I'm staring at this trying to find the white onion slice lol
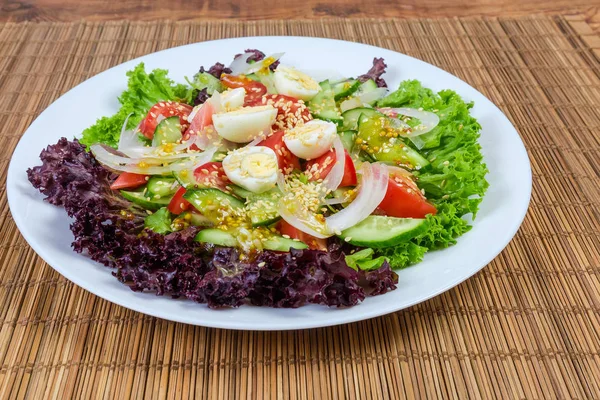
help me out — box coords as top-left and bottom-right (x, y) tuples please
(408, 135), (426, 150)
(229, 52), (284, 76)
(91, 145), (215, 175)
(322, 136), (346, 191)
(228, 53), (254, 75)
(278, 202), (330, 239)
(358, 87), (387, 105)
(340, 97), (362, 113)
(390, 108), (439, 137)
(324, 197), (345, 205)
(325, 163), (389, 233)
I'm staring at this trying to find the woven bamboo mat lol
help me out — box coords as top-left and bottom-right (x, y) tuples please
(0, 16), (599, 399)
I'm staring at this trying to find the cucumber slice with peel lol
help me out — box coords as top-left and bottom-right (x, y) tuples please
(337, 216), (428, 248)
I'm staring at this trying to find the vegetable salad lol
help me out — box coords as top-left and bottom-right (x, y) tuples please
(27, 49), (488, 308)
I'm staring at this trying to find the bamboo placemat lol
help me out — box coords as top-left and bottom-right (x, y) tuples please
(0, 16), (599, 399)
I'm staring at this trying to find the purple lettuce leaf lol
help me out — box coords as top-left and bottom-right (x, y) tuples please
(27, 138), (397, 308)
(358, 57), (388, 88)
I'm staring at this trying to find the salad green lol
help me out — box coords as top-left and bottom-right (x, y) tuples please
(76, 56), (488, 271)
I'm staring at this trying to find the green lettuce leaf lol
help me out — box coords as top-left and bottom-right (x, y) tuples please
(80, 63), (193, 148)
(144, 207), (173, 234)
(373, 80), (489, 268)
(345, 248), (388, 271)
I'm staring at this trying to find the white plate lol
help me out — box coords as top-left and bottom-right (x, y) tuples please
(7, 37), (531, 330)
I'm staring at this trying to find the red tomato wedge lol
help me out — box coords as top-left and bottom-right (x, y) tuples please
(220, 74), (267, 104)
(193, 162), (230, 191)
(183, 101), (216, 150)
(278, 220), (327, 251)
(138, 101), (193, 140)
(305, 149), (357, 187)
(257, 130), (301, 174)
(378, 171), (437, 219)
(248, 94), (311, 130)
(110, 172), (148, 190)
(167, 187), (191, 215)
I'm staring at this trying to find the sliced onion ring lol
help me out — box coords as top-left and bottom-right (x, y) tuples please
(91, 144), (215, 175)
(325, 162), (389, 234)
(229, 52), (284, 76)
(322, 136), (346, 191)
(358, 87), (387, 105)
(278, 201), (330, 239)
(390, 107), (439, 137)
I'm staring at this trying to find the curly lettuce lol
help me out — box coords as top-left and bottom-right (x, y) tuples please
(373, 80), (489, 268)
(80, 63), (193, 148)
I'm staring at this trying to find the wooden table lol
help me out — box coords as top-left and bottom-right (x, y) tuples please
(1, 0), (599, 32)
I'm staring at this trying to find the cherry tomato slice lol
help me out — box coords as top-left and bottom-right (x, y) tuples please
(139, 101), (193, 140)
(257, 130), (301, 174)
(167, 187), (191, 215)
(305, 149), (357, 187)
(110, 172), (148, 190)
(248, 94), (311, 130)
(278, 220), (328, 251)
(193, 162), (231, 191)
(378, 171), (437, 219)
(220, 74), (267, 104)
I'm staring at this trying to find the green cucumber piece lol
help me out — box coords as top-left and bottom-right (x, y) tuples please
(245, 189), (282, 227)
(338, 216), (429, 248)
(152, 116), (182, 147)
(120, 189), (172, 211)
(338, 130), (356, 153)
(146, 177), (179, 197)
(357, 115), (430, 170)
(230, 185), (254, 199)
(356, 79), (378, 95)
(177, 211), (213, 227)
(308, 80), (343, 126)
(332, 79), (360, 101)
(195, 229), (237, 247)
(172, 170), (197, 189)
(341, 107), (383, 131)
(183, 188), (245, 223)
(263, 235), (308, 251)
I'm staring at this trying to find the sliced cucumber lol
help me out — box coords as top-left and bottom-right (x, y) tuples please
(152, 116), (182, 147)
(263, 235), (308, 251)
(120, 189), (172, 211)
(172, 170), (197, 189)
(341, 107), (383, 131)
(230, 185), (253, 199)
(308, 80), (343, 126)
(245, 189), (282, 227)
(356, 79), (378, 95)
(177, 211), (213, 227)
(195, 229), (237, 247)
(183, 188), (245, 225)
(332, 79), (360, 101)
(357, 115), (430, 170)
(338, 216), (428, 248)
(338, 130), (356, 153)
(195, 229), (307, 251)
(146, 177), (179, 197)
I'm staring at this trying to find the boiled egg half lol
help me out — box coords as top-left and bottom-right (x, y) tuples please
(274, 65), (320, 101)
(222, 146), (279, 193)
(283, 119), (337, 160)
(212, 105), (277, 143)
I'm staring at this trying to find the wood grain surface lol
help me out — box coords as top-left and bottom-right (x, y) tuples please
(1, 0), (599, 32)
